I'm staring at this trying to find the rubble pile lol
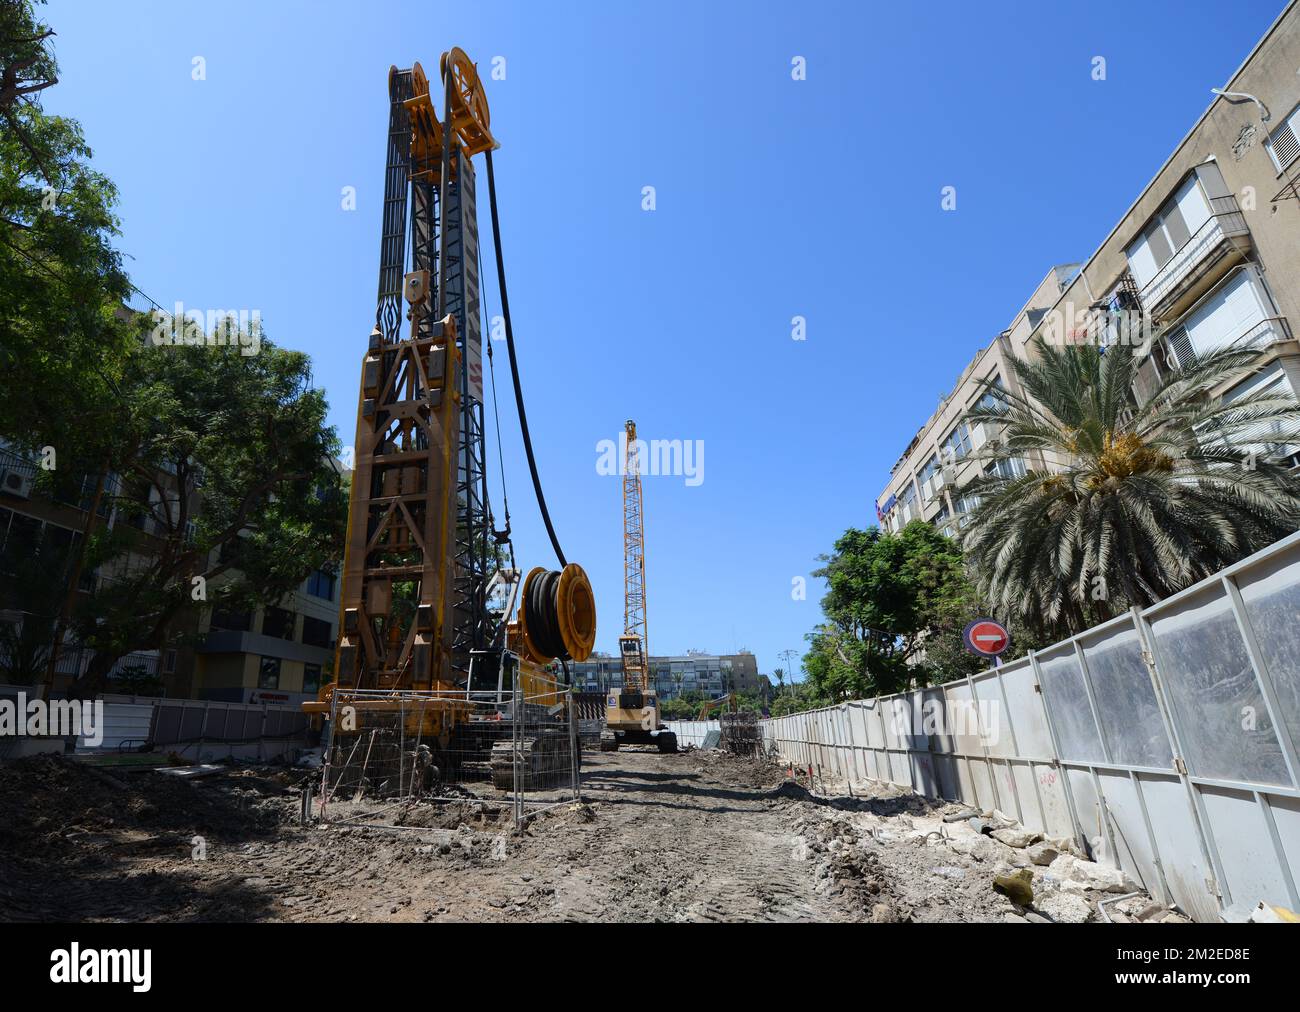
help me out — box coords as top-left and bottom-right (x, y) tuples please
(785, 779), (1191, 924)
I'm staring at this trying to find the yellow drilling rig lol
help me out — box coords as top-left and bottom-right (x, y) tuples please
(600, 420), (677, 753)
(304, 49), (596, 790)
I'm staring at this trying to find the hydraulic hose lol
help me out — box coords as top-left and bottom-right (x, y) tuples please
(484, 147), (566, 567)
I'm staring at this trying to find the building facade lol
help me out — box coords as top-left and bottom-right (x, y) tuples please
(569, 649), (770, 702)
(191, 566), (339, 707)
(0, 439), (341, 702)
(879, 2), (1300, 534)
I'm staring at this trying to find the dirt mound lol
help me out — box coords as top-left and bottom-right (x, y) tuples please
(0, 754), (285, 846)
(670, 750), (791, 791)
(393, 800), (506, 831)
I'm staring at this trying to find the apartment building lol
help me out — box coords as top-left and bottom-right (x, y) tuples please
(569, 649), (770, 702)
(877, 265), (1081, 537)
(0, 439), (342, 702)
(192, 567), (339, 707)
(1023, 1), (1300, 424)
(0, 441), (202, 694)
(878, 1), (1300, 535)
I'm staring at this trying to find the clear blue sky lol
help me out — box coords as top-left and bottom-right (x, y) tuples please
(42, 0), (1287, 681)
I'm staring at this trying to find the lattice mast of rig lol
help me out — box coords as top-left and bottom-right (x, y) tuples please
(621, 419), (648, 691)
(332, 51), (499, 693)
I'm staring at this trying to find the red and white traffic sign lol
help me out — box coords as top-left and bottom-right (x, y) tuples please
(963, 618), (1010, 658)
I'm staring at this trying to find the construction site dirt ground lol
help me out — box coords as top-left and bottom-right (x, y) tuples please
(0, 747), (1185, 923)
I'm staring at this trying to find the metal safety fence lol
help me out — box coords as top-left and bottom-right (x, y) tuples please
(315, 687), (580, 831)
(663, 720), (717, 749)
(762, 529), (1300, 924)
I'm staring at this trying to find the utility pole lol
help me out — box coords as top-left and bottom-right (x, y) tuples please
(779, 649), (798, 695)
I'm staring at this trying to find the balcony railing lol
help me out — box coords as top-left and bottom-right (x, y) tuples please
(1139, 196), (1251, 319)
(1167, 314), (1294, 370)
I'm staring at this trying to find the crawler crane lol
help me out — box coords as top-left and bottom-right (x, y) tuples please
(600, 420), (676, 753)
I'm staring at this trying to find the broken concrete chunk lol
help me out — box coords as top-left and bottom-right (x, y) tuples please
(1026, 842), (1060, 865)
(1045, 835), (1085, 858)
(991, 826), (1042, 849)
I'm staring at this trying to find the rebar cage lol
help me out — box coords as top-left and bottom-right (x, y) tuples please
(313, 687), (581, 830)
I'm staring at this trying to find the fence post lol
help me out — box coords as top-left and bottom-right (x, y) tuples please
(512, 682), (523, 830)
(1132, 607), (1228, 915)
(992, 665), (1038, 827)
(965, 675), (1003, 816)
(969, 676), (1020, 824)
(1072, 641), (1118, 864)
(567, 687), (580, 801)
(1027, 649), (1087, 851)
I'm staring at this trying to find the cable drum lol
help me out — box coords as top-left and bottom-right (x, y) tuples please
(519, 564), (596, 663)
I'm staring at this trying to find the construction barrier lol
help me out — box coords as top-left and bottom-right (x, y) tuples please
(761, 529), (1300, 924)
(664, 720), (718, 749)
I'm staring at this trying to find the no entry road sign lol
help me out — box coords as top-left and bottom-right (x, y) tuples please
(963, 618), (1010, 658)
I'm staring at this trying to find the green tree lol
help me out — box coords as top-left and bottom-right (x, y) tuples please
(1, 0), (137, 460)
(804, 522), (984, 701)
(66, 338), (347, 698)
(961, 337), (1300, 638)
(769, 682), (817, 717)
(660, 697), (695, 720)
(0, 6), (348, 697)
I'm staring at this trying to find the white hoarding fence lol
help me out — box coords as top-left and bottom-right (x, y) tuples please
(762, 530), (1300, 924)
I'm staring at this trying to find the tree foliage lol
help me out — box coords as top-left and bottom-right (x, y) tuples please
(1, 0), (136, 466)
(803, 522), (986, 702)
(0, 5), (348, 697)
(961, 337), (1300, 637)
(66, 339), (347, 697)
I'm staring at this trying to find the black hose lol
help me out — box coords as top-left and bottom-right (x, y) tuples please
(484, 147), (566, 568)
(525, 569), (567, 659)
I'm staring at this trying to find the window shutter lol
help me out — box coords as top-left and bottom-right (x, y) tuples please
(1168, 327), (1195, 368)
(1269, 117), (1300, 170)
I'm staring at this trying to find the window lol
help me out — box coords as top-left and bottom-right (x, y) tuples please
(898, 481), (917, 522)
(1201, 362), (1300, 466)
(302, 663), (321, 694)
(976, 375), (1007, 414)
(984, 457), (1026, 480)
(1164, 268), (1272, 366)
(302, 615), (333, 649)
(942, 422), (972, 462)
(956, 493), (982, 528)
(1266, 104), (1300, 171)
(262, 606), (296, 640)
(258, 656), (281, 690)
(211, 607), (251, 632)
(306, 568), (337, 601)
(917, 454), (939, 486)
(1124, 175), (1212, 288)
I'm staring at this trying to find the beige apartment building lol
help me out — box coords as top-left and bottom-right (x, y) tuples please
(878, 1), (1300, 535)
(877, 264), (1081, 537)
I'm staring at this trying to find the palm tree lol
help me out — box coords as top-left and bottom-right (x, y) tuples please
(959, 335), (1300, 637)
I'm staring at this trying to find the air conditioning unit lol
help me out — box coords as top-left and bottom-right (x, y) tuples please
(0, 468), (33, 499)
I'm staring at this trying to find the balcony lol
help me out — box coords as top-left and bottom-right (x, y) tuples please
(1133, 315), (1293, 406)
(1139, 196), (1251, 322)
